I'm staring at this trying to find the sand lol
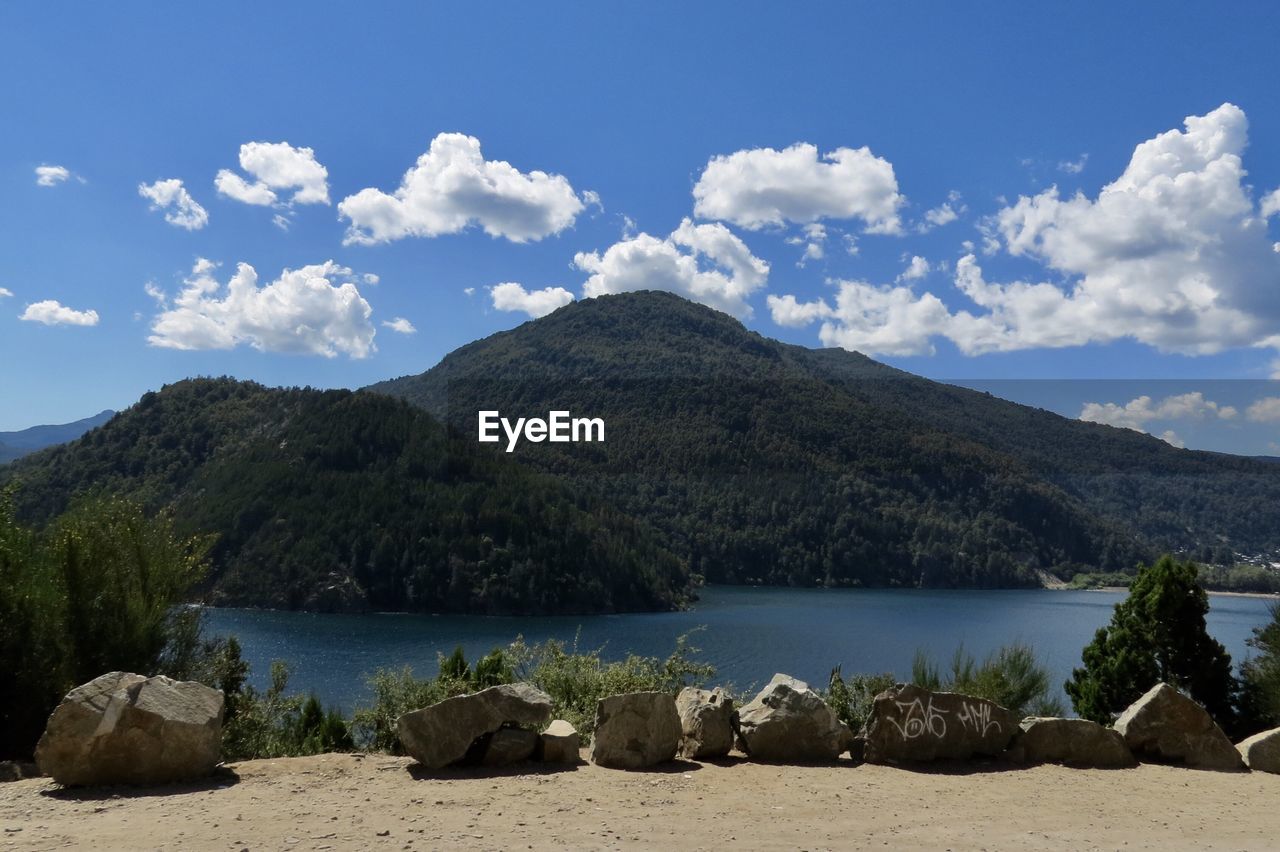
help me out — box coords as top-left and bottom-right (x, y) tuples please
(3, 751), (1278, 851)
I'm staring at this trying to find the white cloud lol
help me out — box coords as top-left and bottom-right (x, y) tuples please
(692, 142), (904, 234)
(897, 255), (931, 282)
(1158, 430), (1185, 448)
(148, 258), (375, 358)
(338, 133), (586, 245)
(574, 218), (769, 318)
(20, 300), (99, 326)
(0, 288), (12, 298)
(382, 317), (417, 335)
(1080, 392), (1237, 431)
(1058, 154), (1089, 174)
(918, 191), (966, 232)
(771, 104), (1280, 359)
(272, 214), (291, 231)
(490, 282), (575, 318)
(138, 179), (209, 230)
(767, 282), (952, 356)
(215, 141), (330, 207)
(35, 165), (73, 187)
(1246, 397), (1280, 423)
(1262, 188), (1280, 218)
(788, 222), (827, 266)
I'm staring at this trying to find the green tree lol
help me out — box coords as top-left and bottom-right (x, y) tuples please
(1239, 604), (1280, 735)
(911, 642), (1063, 717)
(1066, 555), (1238, 728)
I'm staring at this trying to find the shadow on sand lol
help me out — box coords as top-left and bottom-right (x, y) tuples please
(38, 765), (242, 801)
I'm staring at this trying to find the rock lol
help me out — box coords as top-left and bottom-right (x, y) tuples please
(538, 720), (580, 764)
(676, 687), (737, 759)
(1113, 682), (1244, 771)
(36, 672), (224, 787)
(1236, 726), (1280, 773)
(1011, 717), (1135, 768)
(397, 683), (553, 769)
(863, 683), (1017, 764)
(736, 674), (848, 763)
(481, 727), (539, 766)
(0, 761), (39, 782)
(591, 692), (681, 769)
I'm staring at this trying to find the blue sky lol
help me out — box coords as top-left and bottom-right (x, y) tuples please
(4, 3), (1280, 453)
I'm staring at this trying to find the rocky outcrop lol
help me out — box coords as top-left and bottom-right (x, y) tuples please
(1235, 726), (1280, 774)
(736, 674), (849, 763)
(676, 687), (737, 759)
(480, 727), (540, 766)
(397, 683), (553, 769)
(591, 692), (681, 769)
(538, 720), (580, 763)
(1010, 717), (1135, 768)
(863, 684), (1017, 764)
(1113, 683), (1244, 771)
(35, 672), (224, 787)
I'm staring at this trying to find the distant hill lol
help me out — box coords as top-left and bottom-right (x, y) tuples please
(3, 379), (688, 615)
(0, 410), (114, 463)
(372, 291), (1280, 588)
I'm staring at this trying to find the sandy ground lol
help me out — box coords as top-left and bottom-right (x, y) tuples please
(2, 751), (1279, 851)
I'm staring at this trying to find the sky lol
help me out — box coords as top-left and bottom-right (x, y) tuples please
(4, 3), (1280, 453)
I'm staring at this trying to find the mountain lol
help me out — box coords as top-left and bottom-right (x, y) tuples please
(3, 379), (689, 615)
(371, 291), (1280, 588)
(0, 410), (115, 464)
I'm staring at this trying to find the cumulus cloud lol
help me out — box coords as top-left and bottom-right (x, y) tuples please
(1263, 188), (1280, 219)
(20, 300), (99, 326)
(1157, 430), (1185, 448)
(897, 255), (931, 283)
(148, 258), (375, 358)
(771, 104), (1280, 359)
(34, 165), (73, 187)
(766, 282), (951, 356)
(1246, 397), (1280, 423)
(0, 288), (12, 299)
(787, 223), (827, 266)
(692, 142), (903, 234)
(574, 218), (769, 318)
(215, 142), (330, 207)
(138, 179), (209, 230)
(490, 282), (575, 318)
(382, 317), (417, 334)
(338, 133), (586, 245)
(1080, 392), (1237, 431)
(918, 191), (966, 232)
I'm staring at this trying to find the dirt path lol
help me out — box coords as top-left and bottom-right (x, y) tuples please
(2, 752), (1278, 850)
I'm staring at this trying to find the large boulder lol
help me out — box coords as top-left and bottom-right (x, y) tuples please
(863, 683), (1017, 764)
(1011, 717), (1135, 768)
(1113, 682), (1244, 771)
(591, 692), (680, 769)
(676, 687), (737, 759)
(1236, 727), (1280, 773)
(36, 672), (224, 787)
(736, 674), (848, 763)
(538, 719), (580, 764)
(397, 682), (553, 769)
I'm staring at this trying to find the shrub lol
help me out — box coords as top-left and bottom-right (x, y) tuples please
(1240, 603), (1280, 735)
(911, 642), (1063, 717)
(824, 666), (895, 731)
(218, 658), (352, 761)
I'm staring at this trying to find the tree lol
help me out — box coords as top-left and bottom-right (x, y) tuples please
(1239, 603), (1280, 735)
(1066, 555), (1238, 729)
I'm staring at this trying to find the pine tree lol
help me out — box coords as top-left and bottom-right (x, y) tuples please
(1066, 555), (1238, 729)
(1239, 604), (1280, 735)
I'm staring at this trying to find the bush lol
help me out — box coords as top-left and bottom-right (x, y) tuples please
(218, 657), (352, 761)
(508, 630), (715, 736)
(824, 666), (895, 731)
(911, 642), (1063, 718)
(0, 489), (211, 759)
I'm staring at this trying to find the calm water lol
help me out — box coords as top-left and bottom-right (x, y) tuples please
(203, 586), (1276, 712)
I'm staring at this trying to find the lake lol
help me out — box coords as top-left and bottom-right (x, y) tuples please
(202, 586), (1276, 712)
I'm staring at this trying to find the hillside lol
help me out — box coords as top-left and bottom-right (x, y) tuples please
(3, 378), (689, 615)
(0, 409), (115, 464)
(372, 291), (1280, 588)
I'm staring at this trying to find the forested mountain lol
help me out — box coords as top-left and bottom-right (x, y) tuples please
(0, 409), (115, 464)
(372, 291), (1280, 588)
(3, 379), (689, 615)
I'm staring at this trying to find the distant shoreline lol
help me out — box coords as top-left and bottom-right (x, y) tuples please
(1070, 585), (1280, 601)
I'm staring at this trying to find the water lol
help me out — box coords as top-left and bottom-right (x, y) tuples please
(202, 586), (1276, 713)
